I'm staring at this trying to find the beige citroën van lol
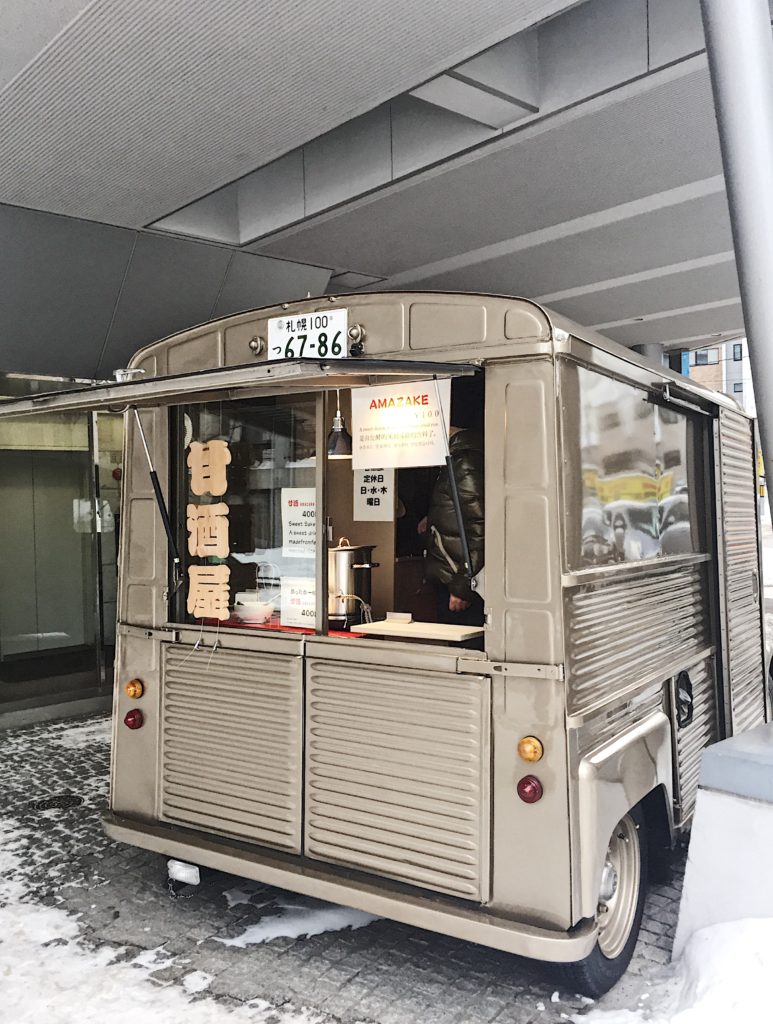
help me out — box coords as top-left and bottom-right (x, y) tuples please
(1, 292), (766, 996)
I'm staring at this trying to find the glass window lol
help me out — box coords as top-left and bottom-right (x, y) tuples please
(694, 348), (719, 366)
(733, 382), (743, 394)
(172, 377), (486, 650)
(174, 394), (318, 632)
(566, 365), (705, 569)
(733, 343), (743, 361)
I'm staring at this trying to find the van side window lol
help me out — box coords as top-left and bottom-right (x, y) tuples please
(566, 366), (705, 569)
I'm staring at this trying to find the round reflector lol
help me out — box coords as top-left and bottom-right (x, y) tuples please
(517, 735), (544, 762)
(125, 679), (144, 699)
(517, 774), (543, 803)
(124, 709), (144, 730)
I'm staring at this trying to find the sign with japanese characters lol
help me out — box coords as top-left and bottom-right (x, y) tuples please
(280, 576), (316, 627)
(186, 438), (232, 620)
(187, 440), (231, 496)
(281, 487), (316, 557)
(351, 378), (451, 469)
(267, 308), (348, 360)
(187, 564), (231, 621)
(353, 468), (395, 522)
(186, 502), (229, 558)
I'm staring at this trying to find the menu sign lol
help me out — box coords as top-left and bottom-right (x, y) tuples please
(280, 576), (316, 627)
(281, 487), (316, 557)
(351, 379), (451, 470)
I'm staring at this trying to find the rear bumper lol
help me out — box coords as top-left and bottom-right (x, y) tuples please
(103, 812), (596, 963)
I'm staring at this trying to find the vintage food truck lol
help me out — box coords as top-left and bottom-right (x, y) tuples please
(2, 292), (767, 995)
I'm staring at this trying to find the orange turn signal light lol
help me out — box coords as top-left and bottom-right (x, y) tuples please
(125, 679), (144, 699)
(517, 735), (544, 763)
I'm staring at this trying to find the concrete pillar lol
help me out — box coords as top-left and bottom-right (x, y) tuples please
(701, 0), (773, 517)
(632, 342), (665, 367)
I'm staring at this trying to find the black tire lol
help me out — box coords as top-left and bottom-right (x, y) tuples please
(556, 804), (648, 999)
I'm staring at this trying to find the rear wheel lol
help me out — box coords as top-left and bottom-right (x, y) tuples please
(557, 805), (647, 998)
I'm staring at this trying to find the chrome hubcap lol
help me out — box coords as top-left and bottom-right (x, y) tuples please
(597, 813), (640, 959)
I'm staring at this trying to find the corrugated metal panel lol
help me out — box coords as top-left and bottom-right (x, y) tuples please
(575, 681), (665, 758)
(674, 657), (719, 823)
(161, 645), (303, 852)
(717, 409), (766, 733)
(305, 660), (490, 901)
(566, 563), (710, 716)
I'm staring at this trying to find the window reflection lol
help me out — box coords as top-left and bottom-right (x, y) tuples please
(575, 367), (700, 568)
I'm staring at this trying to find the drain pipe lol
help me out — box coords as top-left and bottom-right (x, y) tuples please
(701, 0), (773, 516)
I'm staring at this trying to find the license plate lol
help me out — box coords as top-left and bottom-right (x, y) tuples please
(267, 308), (348, 360)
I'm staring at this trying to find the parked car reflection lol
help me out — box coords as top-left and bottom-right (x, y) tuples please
(659, 492), (692, 555)
(581, 503), (617, 565)
(605, 500), (660, 561)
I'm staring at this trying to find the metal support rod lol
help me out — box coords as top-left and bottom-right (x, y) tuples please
(132, 407), (183, 589)
(434, 376), (474, 581)
(315, 392), (329, 635)
(701, 0), (773, 516)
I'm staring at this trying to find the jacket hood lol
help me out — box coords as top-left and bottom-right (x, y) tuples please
(449, 428), (483, 454)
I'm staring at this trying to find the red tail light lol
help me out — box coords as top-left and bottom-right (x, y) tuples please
(124, 709), (144, 730)
(517, 775), (543, 803)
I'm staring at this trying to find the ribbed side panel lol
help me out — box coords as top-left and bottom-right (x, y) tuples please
(161, 645), (302, 852)
(575, 682), (665, 758)
(305, 660), (490, 901)
(566, 563), (710, 716)
(718, 410), (766, 733)
(675, 658), (718, 823)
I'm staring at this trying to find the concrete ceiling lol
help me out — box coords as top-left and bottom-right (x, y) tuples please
(0, 206), (330, 377)
(0, 0), (573, 226)
(0, 0), (756, 377)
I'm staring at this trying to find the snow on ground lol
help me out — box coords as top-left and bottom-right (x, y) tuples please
(48, 715), (112, 749)
(216, 893), (377, 948)
(0, 818), (332, 1024)
(579, 919), (773, 1024)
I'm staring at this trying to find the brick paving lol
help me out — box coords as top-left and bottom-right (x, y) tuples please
(0, 715), (685, 1023)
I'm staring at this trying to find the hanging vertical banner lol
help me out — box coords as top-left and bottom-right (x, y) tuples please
(281, 487), (316, 557)
(351, 378), (451, 469)
(353, 468), (395, 521)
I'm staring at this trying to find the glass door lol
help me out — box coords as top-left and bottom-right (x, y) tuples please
(0, 375), (123, 719)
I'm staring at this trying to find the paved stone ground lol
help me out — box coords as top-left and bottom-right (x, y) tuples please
(0, 715), (685, 1023)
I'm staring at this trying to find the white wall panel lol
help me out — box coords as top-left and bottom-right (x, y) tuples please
(304, 107), (392, 216)
(238, 152), (305, 243)
(390, 96), (494, 180)
(648, 0), (704, 70)
(539, 0), (648, 111)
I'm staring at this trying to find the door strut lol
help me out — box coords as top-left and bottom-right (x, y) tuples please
(132, 407), (183, 592)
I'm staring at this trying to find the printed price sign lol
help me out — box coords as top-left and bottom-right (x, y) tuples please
(351, 378), (451, 469)
(280, 576), (316, 627)
(267, 308), (348, 360)
(281, 487), (316, 558)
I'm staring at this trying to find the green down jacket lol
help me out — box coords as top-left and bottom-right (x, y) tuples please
(425, 429), (485, 601)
